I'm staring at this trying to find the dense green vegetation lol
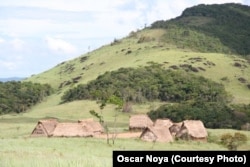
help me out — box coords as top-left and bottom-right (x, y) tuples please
(0, 81), (53, 114)
(147, 95), (250, 129)
(151, 3), (250, 56)
(147, 101), (247, 129)
(60, 64), (249, 129)
(61, 64), (230, 104)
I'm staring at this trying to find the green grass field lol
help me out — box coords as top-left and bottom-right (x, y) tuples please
(1, 99), (250, 167)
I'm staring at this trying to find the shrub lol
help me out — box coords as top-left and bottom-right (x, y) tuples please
(220, 132), (247, 150)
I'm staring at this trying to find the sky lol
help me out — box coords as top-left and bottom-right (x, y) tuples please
(0, 0), (249, 78)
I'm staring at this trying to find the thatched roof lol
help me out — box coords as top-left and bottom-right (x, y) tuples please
(169, 122), (183, 134)
(38, 119), (58, 135)
(129, 114), (153, 129)
(78, 118), (94, 123)
(78, 119), (104, 133)
(140, 126), (173, 142)
(31, 118), (104, 138)
(154, 119), (173, 128)
(52, 123), (93, 137)
(179, 120), (207, 138)
(31, 119), (58, 137)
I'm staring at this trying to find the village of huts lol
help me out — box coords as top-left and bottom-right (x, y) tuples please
(31, 114), (208, 142)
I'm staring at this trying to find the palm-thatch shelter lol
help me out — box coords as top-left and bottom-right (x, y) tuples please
(52, 123), (93, 137)
(78, 119), (104, 135)
(129, 114), (154, 131)
(169, 122), (183, 137)
(31, 119), (58, 137)
(140, 126), (173, 142)
(154, 119), (173, 128)
(175, 120), (208, 142)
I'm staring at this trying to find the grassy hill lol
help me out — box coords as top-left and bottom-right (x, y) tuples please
(22, 5), (250, 105)
(26, 28), (250, 104)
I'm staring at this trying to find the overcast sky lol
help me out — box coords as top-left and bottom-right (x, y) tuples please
(0, 0), (249, 78)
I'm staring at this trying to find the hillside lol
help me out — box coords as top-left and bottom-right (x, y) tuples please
(151, 3), (250, 56)
(11, 3), (250, 119)
(26, 28), (250, 103)
(23, 3), (250, 103)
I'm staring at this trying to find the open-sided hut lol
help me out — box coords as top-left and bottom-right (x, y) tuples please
(31, 119), (58, 137)
(140, 126), (173, 142)
(175, 120), (208, 142)
(78, 119), (104, 135)
(52, 123), (93, 137)
(129, 114), (153, 131)
(154, 119), (173, 128)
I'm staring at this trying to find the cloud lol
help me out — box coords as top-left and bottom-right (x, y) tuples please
(0, 60), (17, 70)
(0, 37), (5, 43)
(0, 19), (57, 38)
(0, 0), (131, 12)
(45, 36), (77, 54)
(10, 38), (25, 50)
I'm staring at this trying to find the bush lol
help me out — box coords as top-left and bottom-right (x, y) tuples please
(220, 132), (247, 150)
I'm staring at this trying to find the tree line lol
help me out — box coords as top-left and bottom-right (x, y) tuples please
(0, 81), (53, 114)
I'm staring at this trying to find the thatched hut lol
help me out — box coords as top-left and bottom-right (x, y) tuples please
(169, 122), (183, 137)
(78, 119), (104, 135)
(52, 123), (93, 137)
(140, 126), (173, 142)
(175, 120), (208, 142)
(129, 114), (153, 131)
(31, 119), (58, 137)
(154, 119), (173, 128)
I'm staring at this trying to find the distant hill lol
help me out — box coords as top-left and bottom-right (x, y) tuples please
(0, 77), (25, 82)
(151, 3), (250, 56)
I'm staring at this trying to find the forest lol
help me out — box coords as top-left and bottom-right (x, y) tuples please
(61, 64), (230, 104)
(151, 3), (250, 56)
(0, 81), (53, 114)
